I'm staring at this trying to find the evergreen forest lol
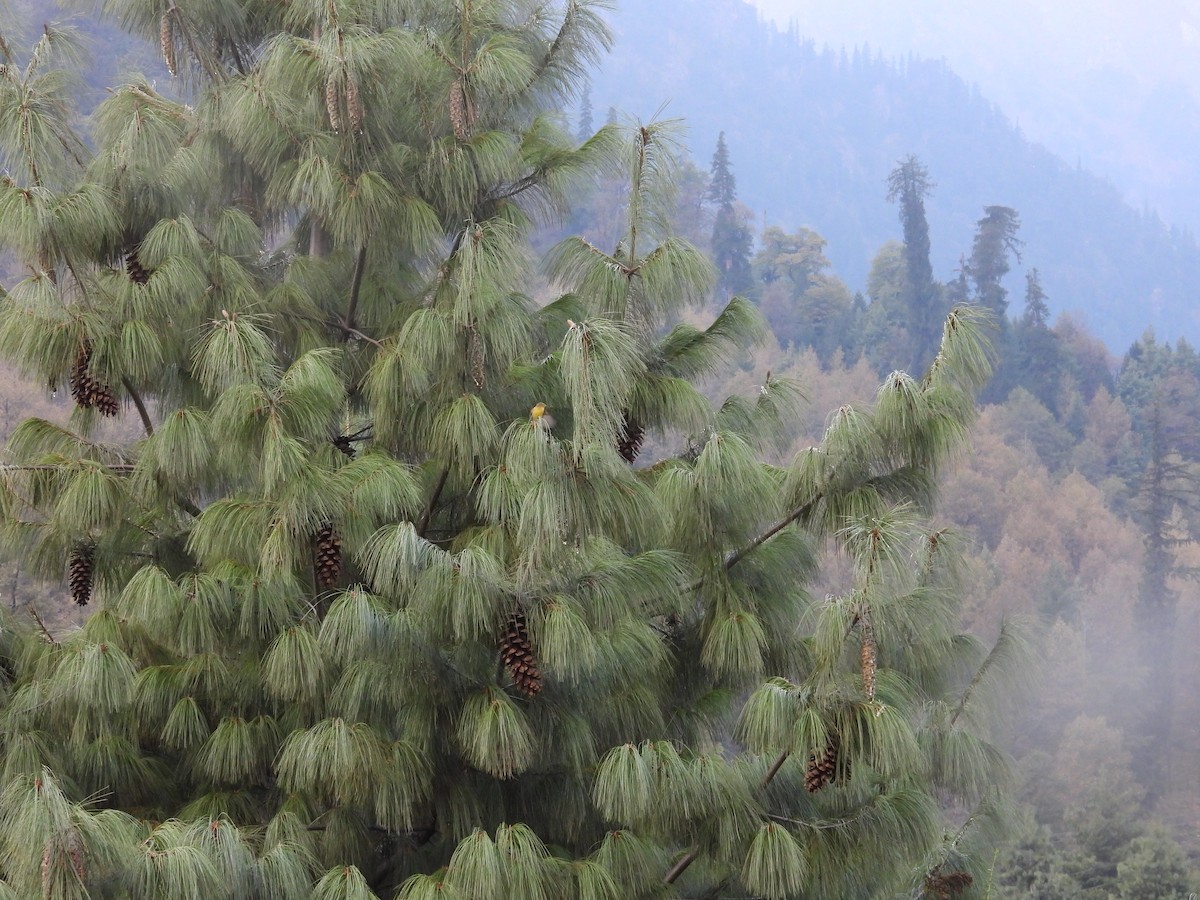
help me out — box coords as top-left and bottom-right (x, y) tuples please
(0, 1), (1196, 898)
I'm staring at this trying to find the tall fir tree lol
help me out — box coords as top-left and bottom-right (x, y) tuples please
(707, 132), (753, 296)
(1009, 268), (1063, 411)
(886, 155), (943, 373)
(577, 83), (594, 144)
(969, 206), (1022, 403)
(967, 205), (1022, 319)
(0, 4), (1020, 898)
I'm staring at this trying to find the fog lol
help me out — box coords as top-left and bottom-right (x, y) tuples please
(747, 0), (1200, 236)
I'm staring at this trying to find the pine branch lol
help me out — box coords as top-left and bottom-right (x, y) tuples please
(28, 606), (58, 645)
(344, 243), (368, 334)
(122, 378), (154, 436)
(762, 749), (790, 787)
(482, 170), (547, 204)
(334, 318), (383, 347)
(664, 747), (795, 885)
(663, 847), (699, 884)
(417, 464), (451, 538)
(722, 493), (821, 574)
(950, 621), (1015, 728)
(0, 464), (135, 472)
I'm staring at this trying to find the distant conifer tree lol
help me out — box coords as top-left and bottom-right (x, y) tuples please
(577, 83), (594, 144)
(707, 131), (753, 295)
(886, 155), (943, 372)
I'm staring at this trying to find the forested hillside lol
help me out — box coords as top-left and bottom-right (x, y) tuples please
(590, 0), (1200, 351)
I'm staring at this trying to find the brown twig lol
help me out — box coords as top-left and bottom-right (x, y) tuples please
(122, 378), (155, 437)
(417, 464), (451, 538)
(28, 606), (58, 645)
(663, 848), (699, 885)
(336, 319), (384, 347)
(344, 242), (368, 335)
(762, 749), (790, 788)
(0, 464), (135, 472)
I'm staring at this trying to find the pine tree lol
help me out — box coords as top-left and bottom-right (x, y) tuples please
(707, 132), (753, 295)
(0, 5), (1020, 898)
(886, 155), (943, 373)
(967, 205), (1023, 319)
(577, 83), (594, 144)
(1009, 268), (1063, 411)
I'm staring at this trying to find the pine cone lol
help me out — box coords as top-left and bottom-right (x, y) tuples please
(125, 243), (150, 284)
(69, 543), (95, 607)
(616, 413), (646, 463)
(449, 77), (471, 141)
(467, 325), (486, 389)
(69, 344), (119, 417)
(160, 12), (177, 76)
(924, 867), (973, 899)
(804, 736), (845, 792)
(500, 611), (542, 697)
(859, 616), (877, 701)
(325, 76), (342, 133)
(346, 75), (364, 134)
(67, 830), (86, 881)
(314, 523), (343, 589)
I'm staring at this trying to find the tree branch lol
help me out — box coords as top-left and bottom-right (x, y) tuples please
(762, 749), (790, 788)
(663, 847), (699, 885)
(0, 464), (135, 472)
(335, 318), (383, 347)
(663, 748), (793, 885)
(122, 377), (154, 436)
(28, 606), (58, 645)
(417, 464), (451, 538)
(344, 242), (368, 334)
(724, 494), (821, 572)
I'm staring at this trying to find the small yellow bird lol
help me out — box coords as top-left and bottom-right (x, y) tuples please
(530, 402), (554, 429)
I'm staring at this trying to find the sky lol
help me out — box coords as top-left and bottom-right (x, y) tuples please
(744, 0), (1200, 230)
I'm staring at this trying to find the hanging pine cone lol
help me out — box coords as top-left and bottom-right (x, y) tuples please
(314, 523), (343, 589)
(804, 736), (845, 792)
(346, 75), (364, 134)
(125, 243), (150, 284)
(69, 344), (119, 417)
(499, 611), (542, 697)
(616, 413), (646, 463)
(68, 543), (95, 607)
(160, 12), (177, 77)
(449, 77), (473, 141)
(859, 614), (878, 701)
(325, 76), (342, 133)
(924, 867), (973, 899)
(467, 325), (486, 390)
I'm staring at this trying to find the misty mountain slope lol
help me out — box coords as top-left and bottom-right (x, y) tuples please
(590, 0), (1200, 351)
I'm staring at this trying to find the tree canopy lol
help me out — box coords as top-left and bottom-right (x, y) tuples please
(0, 2), (1019, 898)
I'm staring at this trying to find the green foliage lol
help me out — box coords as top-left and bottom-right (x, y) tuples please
(0, 3), (1017, 897)
(1116, 827), (1197, 899)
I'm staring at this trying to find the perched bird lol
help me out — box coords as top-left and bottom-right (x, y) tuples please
(530, 402), (555, 429)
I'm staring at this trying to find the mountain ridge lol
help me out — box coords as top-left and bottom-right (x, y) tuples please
(589, 0), (1200, 352)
